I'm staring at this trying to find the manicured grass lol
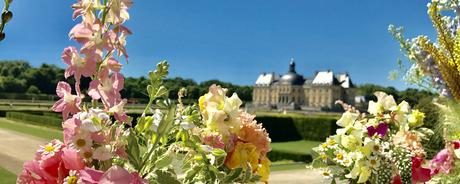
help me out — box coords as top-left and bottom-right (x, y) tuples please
(270, 162), (308, 171)
(0, 166), (16, 184)
(0, 118), (62, 140)
(271, 140), (321, 155)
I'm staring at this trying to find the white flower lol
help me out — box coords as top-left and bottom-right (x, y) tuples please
(337, 111), (358, 128)
(333, 150), (348, 165)
(367, 156), (380, 170)
(150, 109), (163, 132)
(63, 170), (81, 184)
(180, 121), (195, 130)
(39, 141), (62, 157)
(71, 132), (93, 150)
(325, 137), (338, 149)
(321, 169), (333, 179)
(93, 145), (111, 161)
(80, 119), (101, 133)
(368, 92), (397, 115)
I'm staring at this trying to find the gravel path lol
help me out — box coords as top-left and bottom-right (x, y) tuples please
(269, 169), (330, 184)
(0, 127), (48, 174)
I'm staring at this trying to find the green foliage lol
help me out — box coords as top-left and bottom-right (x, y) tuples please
(5, 111), (62, 129)
(26, 85), (41, 94)
(416, 97), (444, 158)
(357, 84), (434, 105)
(255, 115), (338, 142)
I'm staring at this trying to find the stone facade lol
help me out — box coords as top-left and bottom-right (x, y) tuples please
(252, 61), (355, 110)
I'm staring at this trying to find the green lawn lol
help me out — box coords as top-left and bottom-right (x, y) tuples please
(0, 166), (16, 184)
(270, 160), (309, 171)
(271, 140), (321, 155)
(0, 118), (62, 140)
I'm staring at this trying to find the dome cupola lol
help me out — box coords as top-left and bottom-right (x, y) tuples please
(279, 59), (304, 85)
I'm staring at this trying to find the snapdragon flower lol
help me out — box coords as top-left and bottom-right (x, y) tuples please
(52, 82), (82, 119)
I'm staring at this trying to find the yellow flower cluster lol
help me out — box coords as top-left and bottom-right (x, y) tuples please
(199, 84), (271, 182)
(416, 2), (460, 103)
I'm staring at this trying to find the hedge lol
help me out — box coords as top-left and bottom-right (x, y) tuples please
(6, 111), (62, 129)
(255, 115), (338, 142)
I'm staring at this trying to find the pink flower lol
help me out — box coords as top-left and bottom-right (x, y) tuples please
(412, 156), (432, 183)
(62, 147), (85, 170)
(430, 148), (454, 175)
(112, 25), (132, 59)
(238, 112), (271, 157)
(69, 21), (116, 55)
(79, 166), (147, 184)
(88, 69), (124, 108)
(109, 99), (128, 123)
(63, 117), (81, 145)
(18, 161), (48, 184)
(61, 46), (97, 82)
(52, 82), (81, 119)
(107, 57), (123, 72)
(71, 0), (99, 25)
(106, 0), (133, 25)
(202, 134), (225, 149)
(79, 167), (104, 184)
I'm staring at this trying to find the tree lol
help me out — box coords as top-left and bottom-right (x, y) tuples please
(26, 85), (41, 94)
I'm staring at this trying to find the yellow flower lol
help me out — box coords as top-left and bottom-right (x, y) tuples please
(346, 160), (371, 183)
(340, 134), (360, 151)
(225, 142), (259, 171)
(257, 157), (271, 182)
(408, 110), (425, 127)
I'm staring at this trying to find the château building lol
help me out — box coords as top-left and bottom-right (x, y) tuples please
(252, 60), (356, 111)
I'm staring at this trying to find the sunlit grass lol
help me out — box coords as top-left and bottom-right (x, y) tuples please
(0, 118), (61, 140)
(271, 140), (321, 155)
(0, 166), (16, 184)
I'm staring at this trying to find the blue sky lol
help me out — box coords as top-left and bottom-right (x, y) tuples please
(0, 0), (435, 89)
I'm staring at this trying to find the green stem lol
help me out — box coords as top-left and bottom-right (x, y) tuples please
(139, 134), (160, 176)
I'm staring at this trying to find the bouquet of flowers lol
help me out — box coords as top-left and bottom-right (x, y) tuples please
(17, 0), (271, 183)
(312, 92), (432, 184)
(390, 0), (460, 183)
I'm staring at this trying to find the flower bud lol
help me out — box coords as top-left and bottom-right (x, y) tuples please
(6, 0), (13, 4)
(0, 33), (5, 41)
(2, 11), (12, 23)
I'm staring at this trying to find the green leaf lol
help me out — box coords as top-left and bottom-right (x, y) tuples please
(154, 170), (181, 184)
(154, 153), (173, 169)
(126, 131), (142, 171)
(184, 166), (201, 182)
(311, 158), (326, 168)
(157, 105), (176, 137)
(223, 168), (243, 183)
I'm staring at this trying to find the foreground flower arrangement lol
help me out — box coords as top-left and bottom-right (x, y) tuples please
(313, 92), (432, 184)
(17, 0), (271, 183)
(390, 0), (460, 183)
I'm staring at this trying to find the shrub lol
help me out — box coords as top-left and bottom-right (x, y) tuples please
(5, 111), (62, 129)
(255, 115), (338, 142)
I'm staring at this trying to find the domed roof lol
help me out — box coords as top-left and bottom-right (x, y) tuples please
(279, 61), (304, 85)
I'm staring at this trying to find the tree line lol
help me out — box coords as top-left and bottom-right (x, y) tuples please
(0, 60), (436, 105)
(0, 61), (253, 102)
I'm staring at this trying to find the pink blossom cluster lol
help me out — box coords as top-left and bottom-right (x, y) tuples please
(18, 0), (137, 183)
(53, 0), (132, 120)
